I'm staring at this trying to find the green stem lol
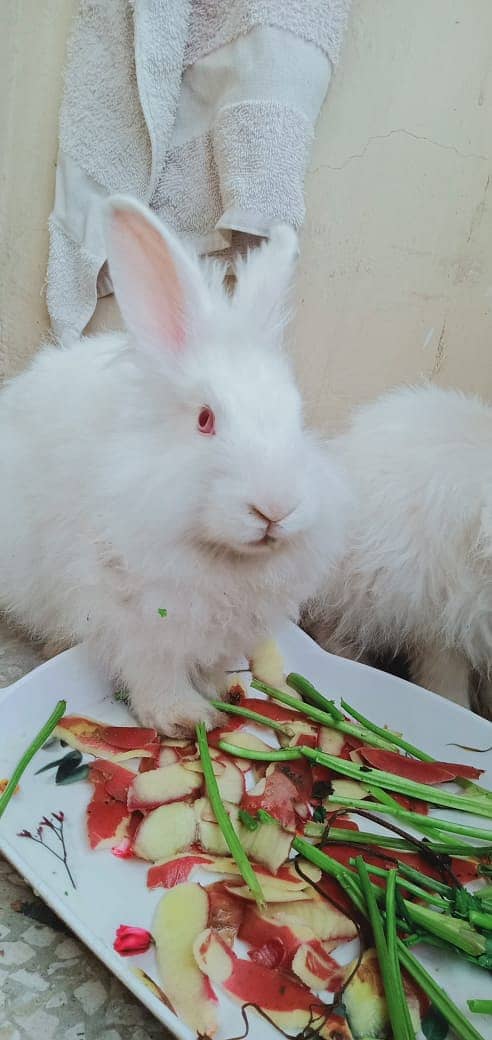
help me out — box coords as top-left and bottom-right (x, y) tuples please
(467, 1000), (492, 1014)
(398, 940), (486, 1040)
(301, 746), (492, 819)
(196, 724), (265, 909)
(323, 794), (492, 842)
(210, 700), (290, 735)
(217, 740), (302, 762)
(396, 861), (454, 898)
(385, 869), (416, 1039)
(292, 836), (368, 916)
(293, 836), (346, 879)
(349, 860), (449, 907)
(469, 909), (492, 930)
(285, 672), (344, 720)
(369, 785), (461, 846)
(340, 698), (433, 762)
(341, 698), (492, 797)
(304, 822), (492, 858)
(356, 857), (413, 1040)
(296, 834), (490, 1036)
(0, 700), (67, 819)
(367, 785), (403, 811)
(406, 903), (487, 957)
(250, 679), (398, 752)
(297, 835), (489, 1035)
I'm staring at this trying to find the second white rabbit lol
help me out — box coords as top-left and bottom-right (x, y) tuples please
(304, 384), (492, 717)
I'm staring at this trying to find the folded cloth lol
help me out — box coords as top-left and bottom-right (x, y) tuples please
(47, 0), (351, 343)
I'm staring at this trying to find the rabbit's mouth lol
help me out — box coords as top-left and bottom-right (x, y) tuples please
(193, 531), (293, 562)
(252, 533), (278, 549)
(235, 531), (297, 557)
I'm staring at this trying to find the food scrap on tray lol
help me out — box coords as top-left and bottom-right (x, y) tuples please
(17, 643), (492, 1040)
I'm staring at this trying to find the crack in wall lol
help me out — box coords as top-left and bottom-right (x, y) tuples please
(312, 128), (489, 174)
(431, 319), (447, 378)
(466, 173), (491, 243)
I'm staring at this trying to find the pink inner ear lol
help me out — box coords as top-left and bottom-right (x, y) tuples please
(110, 208), (186, 352)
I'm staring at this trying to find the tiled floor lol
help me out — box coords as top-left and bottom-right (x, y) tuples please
(0, 620), (171, 1040)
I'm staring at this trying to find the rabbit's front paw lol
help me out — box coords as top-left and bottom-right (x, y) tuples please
(132, 691), (225, 738)
(165, 699), (226, 739)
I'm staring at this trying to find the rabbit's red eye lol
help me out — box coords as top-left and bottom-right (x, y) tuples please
(198, 406), (215, 436)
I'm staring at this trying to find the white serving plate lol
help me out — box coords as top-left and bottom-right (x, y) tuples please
(1, 622), (492, 1040)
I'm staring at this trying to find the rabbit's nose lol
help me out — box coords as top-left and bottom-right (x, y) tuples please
(250, 505), (294, 527)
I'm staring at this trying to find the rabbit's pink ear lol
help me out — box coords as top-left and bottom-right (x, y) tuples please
(104, 196), (206, 356)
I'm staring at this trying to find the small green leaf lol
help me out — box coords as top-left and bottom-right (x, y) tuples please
(114, 688), (130, 704)
(257, 809), (276, 825)
(157, 608), (168, 618)
(422, 1004), (449, 1040)
(312, 804), (327, 823)
(55, 763), (90, 786)
(35, 750), (82, 775)
(238, 809), (259, 831)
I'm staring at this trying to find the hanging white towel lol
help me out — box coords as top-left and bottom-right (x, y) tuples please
(47, 0), (351, 343)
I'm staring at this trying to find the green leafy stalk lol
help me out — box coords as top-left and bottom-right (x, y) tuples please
(407, 903), (487, 957)
(356, 856), (414, 1040)
(385, 869), (416, 1039)
(293, 836), (349, 875)
(298, 825), (489, 1038)
(322, 793), (492, 842)
(349, 860), (450, 908)
(292, 835), (366, 913)
(368, 785), (403, 810)
(469, 909), (492, 930)
(320, 847), (482, 956)
(285, 672), (344, 720)
(467, 1000), (492, 1014)
(210, 700), (290, 735)
(0, 700), (67, 819)
(303, 821), (492, 859)
(301, 746), (492, 820)
(368, 785), (465, 846)
(196, 723), (265, 909)
(398, 940), (486, 1040)
(396, 861), (454, 898)
(282, 671), (491, 797)
(217, 740), (302, 762)
(459, 780), (492, 802)
(251, 678), (398, 752)
(340, 698), (433, 762)
(341, 698), (492, 797)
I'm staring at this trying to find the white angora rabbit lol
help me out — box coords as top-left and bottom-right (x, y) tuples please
(0, 196), (351, 735)
(304, 384), (492, 718)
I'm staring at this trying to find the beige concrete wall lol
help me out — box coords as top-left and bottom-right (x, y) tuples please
(0, 0), (77, 379)
(293, 0), (492, 429)
(1, 0), (491, 433)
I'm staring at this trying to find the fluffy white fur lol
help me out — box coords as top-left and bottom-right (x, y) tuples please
(0, 196), (351, 735)
(304, 384), (492, 716)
